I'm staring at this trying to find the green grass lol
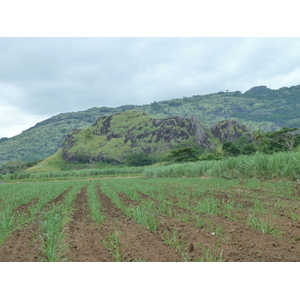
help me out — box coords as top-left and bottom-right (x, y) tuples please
(164, 227), (184, 250)
(196, 197), (220, 215)
(38, 181), (87, 261)
(196, 244), (224, 262)
(101, 180), (159, 231)
(103, 231), (122, 262)
(0, 181), (75, 244)
(132, 204), (158, 231)
(86, 181), (106, 224)
(291, 212), (300, 224)
(247, 213), (282, 236)
(1, 165), (144, 182)
(143, 151), (300, 181)
(39, 204), (65, 262)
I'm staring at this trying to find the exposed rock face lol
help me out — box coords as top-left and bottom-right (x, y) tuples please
(61, 111), (252, 164)
(61, 129), (81, 162)
(187, 117), (211, 148)
(211, 120), (253, 143)
(61, 111), (212, 163)
(149, 116), (211, 148)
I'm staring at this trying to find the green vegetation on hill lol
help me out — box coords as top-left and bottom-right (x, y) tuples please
(1, 84), (300, 166)
(21, 124), (299, 174)
(61, 110), (204, 164)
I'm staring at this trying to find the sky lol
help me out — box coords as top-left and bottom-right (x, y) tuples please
(1, 2), (300, 138)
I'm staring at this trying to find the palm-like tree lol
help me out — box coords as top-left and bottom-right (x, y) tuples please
(253, 129), (264, 150)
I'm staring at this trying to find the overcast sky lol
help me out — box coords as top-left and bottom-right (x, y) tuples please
(1, 37), (300, 137)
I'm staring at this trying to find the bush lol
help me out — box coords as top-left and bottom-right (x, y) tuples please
(169, 147), (199, 163)
(234, 135), (251, 149)
(240, 143), (257, 155)
(124, 152), (153, 166)
(222, 141), (240, 157)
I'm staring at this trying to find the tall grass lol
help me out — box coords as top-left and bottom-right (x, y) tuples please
(1, 165), (144, 181)
(143, 152), (300, 180)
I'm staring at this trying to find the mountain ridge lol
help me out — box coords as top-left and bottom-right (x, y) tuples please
(1, 84), (299, 166)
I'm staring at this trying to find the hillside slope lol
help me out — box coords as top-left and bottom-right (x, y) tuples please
(1, 84), (299, 166)
(29, 110), (252, 170)
(61, 110), (212, 164)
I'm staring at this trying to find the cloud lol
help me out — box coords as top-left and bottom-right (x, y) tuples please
(1, 37), (300, 137)
(0, 104), (48, 137)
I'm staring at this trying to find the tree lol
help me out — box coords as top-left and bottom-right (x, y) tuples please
(280, 132), (296, 151)
(150, 101), (160, 112)
(169, 147), (199, 163)
(85, 129), (92, 139)
(222, 141), (240, 157)
(262, 127), (299, 153)
(240, 143), (256, 155)
(125, 152), (152, 166)
(253, 129), (264, 150)
(234, 135), (251, 149)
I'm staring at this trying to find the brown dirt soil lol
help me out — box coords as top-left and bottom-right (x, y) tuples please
(0, 189), (72, 262)
(63, 187), (114, 262)
(0, 220), (42, 262)
(133, 190), (300, 261)
(1, 180), (299, 262)
(129, 183), (300, 261)
(96, 186), (183, 262)
(169, 195), (300, 261)
(12, 198), (40, 215)
(49, 187), (72, 206)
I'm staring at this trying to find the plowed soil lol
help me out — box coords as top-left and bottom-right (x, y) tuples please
(1, 179), (300, 262)
(0, 188), (72, 262)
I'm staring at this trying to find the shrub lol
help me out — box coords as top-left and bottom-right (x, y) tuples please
(240, 143), (257, 155)
(222, 141), (240, 157)
(124, 152), (153, 166)
(169, 147), (199, 163)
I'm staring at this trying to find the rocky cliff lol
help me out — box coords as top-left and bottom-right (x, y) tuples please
(61, 110), (252, 164)
(211, 120), (253, 143)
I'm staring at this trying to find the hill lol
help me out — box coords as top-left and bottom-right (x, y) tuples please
(27, 110), (252, 172)
(1, 84), (299, 166)
(61, 110), (212, 164)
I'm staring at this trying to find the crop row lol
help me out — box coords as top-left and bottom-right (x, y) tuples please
(0, 181), (76, 243)
(1, 177), (299, 261)
(101, 177), (299, 237)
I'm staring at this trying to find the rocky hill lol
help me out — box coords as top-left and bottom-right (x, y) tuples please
(61, 110), (251, 164)
(1, 84), (299, 166)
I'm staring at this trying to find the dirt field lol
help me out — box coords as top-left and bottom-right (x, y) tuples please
(0, 177), (299, 262)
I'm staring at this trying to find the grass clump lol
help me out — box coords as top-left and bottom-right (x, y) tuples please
(196, 244), (224, 262)
(103, 231), (122, 262)
(164, 227), (185, 250)
(247, 213), (282, 236)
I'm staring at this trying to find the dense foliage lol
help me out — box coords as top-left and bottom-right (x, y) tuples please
(124, 153), (153, 166)
(169, 147), (199, 163)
